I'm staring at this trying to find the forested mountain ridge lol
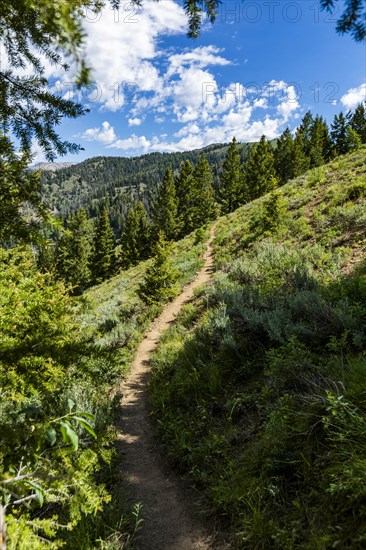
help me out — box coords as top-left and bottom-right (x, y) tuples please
(40, 142), (253, 223)
(37, 104), (366, 296)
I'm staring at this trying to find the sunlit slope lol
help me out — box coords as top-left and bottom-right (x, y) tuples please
(150, 148), (366, 549)
(215, 147), (366, 268)
(78, 228), (209, 381)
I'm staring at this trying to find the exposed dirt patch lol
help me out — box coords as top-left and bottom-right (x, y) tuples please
(116, 227), (226, 550)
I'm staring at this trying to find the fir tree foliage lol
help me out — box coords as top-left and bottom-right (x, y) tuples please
(219, 137), (242, 213)
(191, 154), (217, 227)
(274, 128), (297, 185)
(0, 135), (48, 243)
(296, 111), (314, 158)
(183, 0), (220, 37)
(91, 206), (115, 284)
(244, 135), (277, 202)
(320, 0), (366, 42)
(0, 0), (93, 160)
(350, 102), (366, 143)
(346, 126), (362, 151)
(151, 167), (178, 241)
(293, 126), (311, 175)
(175, 160), (196, 237)
(309, 115), (332, 167)
(331, 111), (352, 156)
(56, 209), (92, 294)
(119, 201), (150, 268)
(138, 232), (179, 305)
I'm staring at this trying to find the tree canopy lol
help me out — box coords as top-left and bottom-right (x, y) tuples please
(320, 0), (365, 42)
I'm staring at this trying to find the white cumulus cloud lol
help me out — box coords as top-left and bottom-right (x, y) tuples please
(128, 117), (143, 127)
(341, 83), (366, 109)
(81, 121), (117, 144)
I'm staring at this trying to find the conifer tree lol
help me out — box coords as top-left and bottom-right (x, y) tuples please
(56, 209), (92, 294)
(346, 127), (362, 151)
(274, 128), (297, 184)
(91, 206), (115, 284)
(151, 168), (178, 241)
(0, 135), (48, 244)
(138, 232), (179, 305)
(191, 154), (217, 228)
(297, 111), (314, 157)
(350, 103), (366, 143)
(218, 137), (242, 213)
(175, 160), (196, 237)
(135, 201), (150, 261)
(37, 240), (56, 274)
(331, 111), (351, 155)
(309, 115), (332, 167)
(244, 135), (277, 202)
(119, 202), (150, 268)
(294, 128), (311, 175)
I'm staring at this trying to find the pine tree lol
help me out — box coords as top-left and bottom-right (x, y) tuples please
(91, 206), (115, 284)
(309, 115), (332, 167)
(135, 201), (150, 261)
(56, 209), (92, 294)
(175, 160), (196, 237)
(191, 154), (217, 228)
(119, 202), (150, 268)
(297, 111), (314, 157)
(37, 240), (56, 274)
(331, 111), (351, 156)
(274, 128), (297, 184)
(293, 130), (311, 175)
(346, 127), (362, 151)
(320, 0), (365, 42)
(218, 137), (242, 213)
(244, 135), (277, 202)
(0, 135), (48, 244)
(138, 232), (179, 305)
(351, 103), (366, 143)
(151, 168), (178, 241)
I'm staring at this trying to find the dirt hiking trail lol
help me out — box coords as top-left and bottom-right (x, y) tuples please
(117, 226), (223, 550)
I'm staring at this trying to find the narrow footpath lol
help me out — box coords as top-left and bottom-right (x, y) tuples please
(117, 226), (218, 550)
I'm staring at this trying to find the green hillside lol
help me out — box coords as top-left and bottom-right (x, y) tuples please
(149, 148), (366, 548)
(40, 142), (252, 229)
(2, 147), (365, 548)
(0, 225), (209, 548)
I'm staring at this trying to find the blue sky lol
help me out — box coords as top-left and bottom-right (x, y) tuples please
(35, 0), (366, 162)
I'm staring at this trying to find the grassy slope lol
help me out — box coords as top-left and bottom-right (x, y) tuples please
(61, 228), (209, 548)
(81, 228), (209, 381)
(149, 149), (366, 549)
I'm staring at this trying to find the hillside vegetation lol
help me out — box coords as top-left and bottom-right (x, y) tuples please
(150, 148), (366, 548)
(40, 143), (252, 225)
(0, 228), (208, 548)
(2, 113), (365, 546)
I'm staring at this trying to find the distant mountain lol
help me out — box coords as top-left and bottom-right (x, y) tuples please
(41, 142), (253, 236)
(31, 162), (78, 171)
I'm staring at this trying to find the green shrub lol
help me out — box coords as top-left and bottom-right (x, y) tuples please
(138, 233), (180, 305)
(307, 166), (326, 187)
(151, 220), (366, 547)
